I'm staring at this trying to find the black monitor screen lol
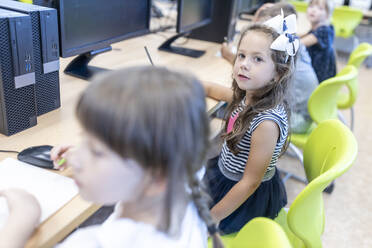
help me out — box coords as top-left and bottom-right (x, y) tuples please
(177, 0), (212, 33)
(58, 0), (150, 57)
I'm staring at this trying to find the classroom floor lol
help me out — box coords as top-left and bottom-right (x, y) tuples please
(279, 56), (372, 248)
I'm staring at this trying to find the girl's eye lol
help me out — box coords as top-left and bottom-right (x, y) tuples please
(237, 53), (245, 59)
(254, 56), (263, 62)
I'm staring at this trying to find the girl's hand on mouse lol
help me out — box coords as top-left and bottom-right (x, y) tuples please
(50, 145), (73, 170)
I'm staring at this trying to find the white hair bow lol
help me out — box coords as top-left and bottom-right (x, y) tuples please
(263, 9), (299, 58)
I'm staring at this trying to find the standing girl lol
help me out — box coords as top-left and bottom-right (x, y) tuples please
(203, 17), (298, 234)
(301, 0), (336, 83)
(0, 66), (223, 248)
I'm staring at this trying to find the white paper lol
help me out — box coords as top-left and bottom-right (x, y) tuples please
(0, 158), (79, 228)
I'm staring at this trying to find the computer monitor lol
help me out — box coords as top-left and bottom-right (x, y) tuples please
(35, 0), (150, 80)
(189, 0), (241, 44)
(158, 0), (213, 58)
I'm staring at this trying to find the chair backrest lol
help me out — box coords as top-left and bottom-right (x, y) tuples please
(348, 42), (372, 69)
(287, 120), (358, 248)
(337, 44), (372, 109)
(231, 217), (292, 248)
(331, 6), (363, 38)
(308, 65), (358, 124)
(336, 64), (359, 109)
(290, 1), (308, 13)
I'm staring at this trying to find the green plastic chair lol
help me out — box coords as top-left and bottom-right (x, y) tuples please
(286, 66), (357, 173)
(290, 1), (308, 13)
(282, 66), (358, 184)
(291, 66), (357, 149)
(331, 6), (363, 39)
(277, 120), (358, 248)
(208, 217), (292, 248)
(275, 209), (305, 248)
(347, 42), (372, 69)
(231, 217), (292, 248)
(336, 43), (372, 131)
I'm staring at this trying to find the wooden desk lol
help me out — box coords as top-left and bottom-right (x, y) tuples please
(363, 9), (372, 19)
(0, 32), (231, 247)
(362, 9), (372, 24)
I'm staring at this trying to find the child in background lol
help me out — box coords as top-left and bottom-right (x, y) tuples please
(203, 14), (298, 234)
(221, 2), (318, 133)
(0, 66), (223, 248)
(301, 0), (336, 83)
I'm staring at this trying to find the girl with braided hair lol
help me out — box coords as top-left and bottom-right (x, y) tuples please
(0, 66), (223, 248)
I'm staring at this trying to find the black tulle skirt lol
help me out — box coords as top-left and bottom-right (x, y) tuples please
(204, 156), (287, 234)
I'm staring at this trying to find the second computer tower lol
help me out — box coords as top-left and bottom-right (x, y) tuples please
(0, 0), (60, 116)
(0, 9), (37, 136)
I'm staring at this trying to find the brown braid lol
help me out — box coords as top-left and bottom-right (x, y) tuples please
(186, 167), (224, 248)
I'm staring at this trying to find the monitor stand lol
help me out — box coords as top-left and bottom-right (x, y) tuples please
(64, 46), (112, 80)
(158, 32), (205, 58)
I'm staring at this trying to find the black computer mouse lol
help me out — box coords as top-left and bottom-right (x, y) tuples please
(17, 145), (56, 170)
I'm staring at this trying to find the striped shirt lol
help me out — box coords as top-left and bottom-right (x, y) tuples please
(218, 100), (288, 182)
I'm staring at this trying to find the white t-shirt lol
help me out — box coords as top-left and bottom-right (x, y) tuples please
(56, 203), (207, 248)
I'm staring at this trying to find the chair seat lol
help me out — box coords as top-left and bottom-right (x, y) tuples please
(290, 123), (316, 149)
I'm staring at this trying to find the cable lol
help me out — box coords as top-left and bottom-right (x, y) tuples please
(0, 150), (19, 154)
(144, 46), (154, 66)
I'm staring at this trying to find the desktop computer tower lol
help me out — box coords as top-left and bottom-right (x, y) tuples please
(0, 0), (60, 116)
(32, 0), (57, 9)
(189, 0), (241, 43)
(0, 8), (37, 136)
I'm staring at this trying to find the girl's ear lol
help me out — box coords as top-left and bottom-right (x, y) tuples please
(145, 171), (168, 192)
(145, 174), (167, 196)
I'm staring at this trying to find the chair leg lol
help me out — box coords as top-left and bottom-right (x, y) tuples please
(288, 143), (303, 163)
(337, 109), (354, 132)
(324, 181), (335, 194)
(280, 170), (308, 184)
(350, 107), (354, 131)
(280, 144), (307, 184)
(281, 171), (292, 183)
(338, 111), (347, 125)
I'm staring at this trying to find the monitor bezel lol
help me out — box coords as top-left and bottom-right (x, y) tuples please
(57, 0), (151, 58)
